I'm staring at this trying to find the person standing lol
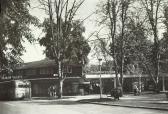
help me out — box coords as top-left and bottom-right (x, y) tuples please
(133, 84), (138, 96)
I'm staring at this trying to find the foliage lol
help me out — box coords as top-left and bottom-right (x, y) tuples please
(0, 0), (39, 70)
(95, 0), (168, 92)
(39, 0), (88, 98)
(160, 6), (168, 73)
(39, 19), (90, 65)
(138, 0), (168, 91)
(95, 0), (132, 89)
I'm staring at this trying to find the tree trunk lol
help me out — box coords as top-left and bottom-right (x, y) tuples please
(119, 0), (128, 96)
(119, 55), (124, 96)
(153, 31), (160, 93)
(120, 54), (124, 86)
(58, 79), (63, 98)
(154, 47), (160, 93)
(108, 0), (121, 90)
(119, 22), (125, 97)
(57, 60), (63, 98)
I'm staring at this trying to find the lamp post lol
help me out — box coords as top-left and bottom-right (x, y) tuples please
(98, 58), (102, 99)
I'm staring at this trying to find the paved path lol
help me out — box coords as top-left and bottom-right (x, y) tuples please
(0, 93), (168, 114)
(77, 93), (168, 110)
(0, 97), (168, 114)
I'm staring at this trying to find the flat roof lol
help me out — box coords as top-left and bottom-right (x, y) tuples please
(85, 73), (168, 79)
(85, 74), (116, 79)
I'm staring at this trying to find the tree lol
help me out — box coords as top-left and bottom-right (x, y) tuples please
(40, 19), (90, 65)
(95, 0), (132, 95)
(95, 0), (168, 93)
(39, 0), (89, 98)
(160, 6), (168, 74)
(106, 0), (120, 88)
(118, 0), (131, 88)
(139, 0), (168, 92)
(0, 0), (38, 72)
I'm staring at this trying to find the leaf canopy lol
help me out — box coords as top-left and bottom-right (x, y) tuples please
(0, 0), (39, 69)
(39, 19), (91, 65)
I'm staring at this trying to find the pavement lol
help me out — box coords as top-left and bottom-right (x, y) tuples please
(1, 98), (167, 114)
(31, 92), (168, 111)
(76, 92), (168, 111)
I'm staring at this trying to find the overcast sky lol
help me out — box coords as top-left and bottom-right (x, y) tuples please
(21, 0), (102, 64)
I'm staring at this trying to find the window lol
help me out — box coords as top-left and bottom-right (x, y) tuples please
(63, 66), (72, 73)
(25, 69), (36, 75)
(17, 70), (23, 75)
(39, 68), (53, 75)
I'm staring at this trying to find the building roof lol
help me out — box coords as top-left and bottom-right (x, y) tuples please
(85, 74), (146, 79)
(16, 59), (81, 70)
(85, 73), (168, 79)
(16, 59), (56, 70)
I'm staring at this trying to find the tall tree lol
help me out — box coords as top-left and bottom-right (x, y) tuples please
(39, 0), (89, 98)
(118, 0), (130, 89)
(140, 0), (168, 92)
(160, 6), (168, 74)
(0, 0), (38, 72)
(39, 19), (90, 65)
(106, 0), (120, 88)
(95, 0), (132, 95)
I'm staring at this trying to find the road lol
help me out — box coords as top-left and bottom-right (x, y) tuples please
(0, 99), (167, 114)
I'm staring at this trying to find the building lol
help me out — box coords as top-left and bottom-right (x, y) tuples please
(0, 59), (167, 97)
(0, 59), (84, 97)
(84, 73), (168, 94)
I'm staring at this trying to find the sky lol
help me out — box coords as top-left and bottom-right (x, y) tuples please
(21, 0), (102, 64)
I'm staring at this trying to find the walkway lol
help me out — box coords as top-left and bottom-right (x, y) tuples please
(77, 93), (168, 110)
(31, 92), (168, 110)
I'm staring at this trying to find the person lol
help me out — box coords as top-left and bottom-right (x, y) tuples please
(48, 86), (56, 97)
(48, 86), (53, 97)
(89, 84), (93, 94)
(133, 84), (138, 96)
(53, 85), (57, 97)
(113, 88), (120, 100)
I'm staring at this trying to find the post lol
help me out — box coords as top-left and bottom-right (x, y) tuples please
(29, 81), (32, 99)
(98, 58), (102, 99)
(114, 77), (116, 88)
(137, 65), (142, 94)
(138, 74), (141, 93)
(162, 75), (165, 91)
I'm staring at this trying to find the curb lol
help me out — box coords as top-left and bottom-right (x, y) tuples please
(79, 101), (168, 111)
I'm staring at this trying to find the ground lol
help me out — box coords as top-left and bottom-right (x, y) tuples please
(0, 93), (168, 114)
(0, 99), (167, 114)
(79, 93), (168, 110)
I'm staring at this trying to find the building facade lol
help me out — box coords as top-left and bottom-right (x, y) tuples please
(85, 73), (168, 94)
(0, 59), (84, 97)
(0, 59), (167, 97)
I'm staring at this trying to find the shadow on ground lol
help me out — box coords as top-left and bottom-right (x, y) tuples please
(21, 93), (168, 106)
(78, 98), (114, 103)
(25, 98), (114, 105)
(31, 100), (81, 105)
(24, 97), (82, 105)
(32, 96), (75, 100)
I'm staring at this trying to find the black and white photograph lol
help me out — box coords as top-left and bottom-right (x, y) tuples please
(0, 0), (168, 114)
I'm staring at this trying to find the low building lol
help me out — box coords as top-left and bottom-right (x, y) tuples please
(84, 73), (168, 94)
(1, 59), (84, 97)
(1, 59), (167, 97)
